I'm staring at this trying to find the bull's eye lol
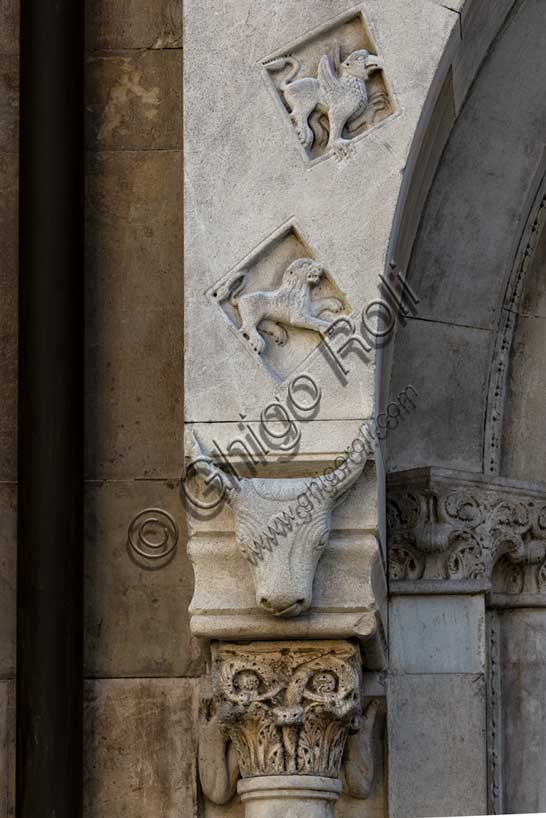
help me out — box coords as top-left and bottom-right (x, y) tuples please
(238, 546), (257, 566)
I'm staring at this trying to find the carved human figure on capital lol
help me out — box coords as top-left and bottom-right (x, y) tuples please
(214, 257), (345, 355)
(198, 641), (381, 807)
(186, 432), (369, 617)
(267, 48), (383, 159)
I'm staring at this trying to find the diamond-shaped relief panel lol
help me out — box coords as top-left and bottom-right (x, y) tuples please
(208, 221), (350, 382)
(260, 7), (395, 163)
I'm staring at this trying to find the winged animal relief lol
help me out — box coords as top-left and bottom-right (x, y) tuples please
(267, 48), (384, 159)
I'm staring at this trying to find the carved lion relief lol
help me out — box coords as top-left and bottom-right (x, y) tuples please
(261, 8), (395, 162)
(216, 257), (342, 355)
(209, 220), (349, 380)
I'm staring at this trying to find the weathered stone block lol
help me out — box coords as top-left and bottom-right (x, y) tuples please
(0, 56), (18, 153)
(86, 50), (182, 151)
(502, 316), (546, 484)
(387, 320), (489, 472)
(406, 0), (546, 332)
(0, 153), (17, 482)
(84, 678), (197, 818)
(84, 480), (203, 677)
(520, 214), (546, 318)
(85, 150), (183, 479)
(388, 673), (487, 818)
(0, 676), (15, 818)
(0, 484), (16, 679)
(501, 610), (546, 813)
(391, 70), (456, 276)
(185, 419), (377, 471)
(183, 0), (457, 436)
(0, 0), (18, 55)
(86, 0), (182, 51)
(0, 679), (15, 818)
(452, 0), (516, 108)
(389, 595), (485, 674)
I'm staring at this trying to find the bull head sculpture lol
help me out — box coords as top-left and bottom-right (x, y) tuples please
(187, 432), (370, 617)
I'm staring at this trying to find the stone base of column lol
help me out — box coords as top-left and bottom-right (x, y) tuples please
(238, 775), (341, 818)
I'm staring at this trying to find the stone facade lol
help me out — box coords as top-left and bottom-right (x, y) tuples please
(3, 1), (546, 817)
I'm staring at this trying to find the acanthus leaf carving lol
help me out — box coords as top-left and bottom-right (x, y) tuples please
(537, 559), (546, 592)
(209, 641), (363, 783)
(387, 469), (546, 595)
(388, 541), (424, 581)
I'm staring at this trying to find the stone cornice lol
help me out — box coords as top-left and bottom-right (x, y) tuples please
(387, 469), (546, 602)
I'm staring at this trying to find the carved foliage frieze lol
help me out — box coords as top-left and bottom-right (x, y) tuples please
(211, 641), (362, 779)
(387, 470), (546, 592)
(261, 9), (395, 162)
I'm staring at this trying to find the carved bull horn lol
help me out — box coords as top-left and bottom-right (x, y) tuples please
(198, 703), (240, 805)
(185, 425), (372, 616)
(184, 432), (240, 508)
(311, 423), (373, 506)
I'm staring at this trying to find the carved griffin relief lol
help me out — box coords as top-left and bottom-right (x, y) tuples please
(267, 48), (383, 159)
(215, 257), (344, 355)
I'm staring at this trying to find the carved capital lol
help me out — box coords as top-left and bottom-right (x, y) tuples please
(387, 469), (546, 601)
(210, 640), (362, 780)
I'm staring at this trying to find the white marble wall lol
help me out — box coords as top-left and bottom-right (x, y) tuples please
(388, 595), (487, 818)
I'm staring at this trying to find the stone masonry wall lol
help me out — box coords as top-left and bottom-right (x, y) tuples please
(83, 3), (204, 817)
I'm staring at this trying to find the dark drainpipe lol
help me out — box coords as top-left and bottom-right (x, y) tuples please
(17, 1), (84, 816)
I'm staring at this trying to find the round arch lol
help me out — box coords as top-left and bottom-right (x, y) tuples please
(384, 0), (546, 484)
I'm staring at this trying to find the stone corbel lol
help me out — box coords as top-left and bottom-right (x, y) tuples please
(186, 431), (387, 815)
(184, 432), (387, 666)
(387, 468), (546, 602)
(198, 640), (382, 816)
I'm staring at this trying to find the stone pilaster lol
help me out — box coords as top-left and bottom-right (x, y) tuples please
(387, 468), (546, 817)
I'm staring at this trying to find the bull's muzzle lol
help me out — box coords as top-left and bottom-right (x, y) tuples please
(258, 593), (309, 618)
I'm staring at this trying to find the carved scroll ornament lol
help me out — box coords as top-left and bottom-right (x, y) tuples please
(198, 640), (381, 806)
(387, 469), (546, 593)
